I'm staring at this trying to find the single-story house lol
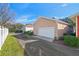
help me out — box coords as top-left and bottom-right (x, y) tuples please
(22, 24), (33, 32)
(33, 17), (69, 42)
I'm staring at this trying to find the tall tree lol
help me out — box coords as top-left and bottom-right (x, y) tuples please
(0, 3), (15, 28)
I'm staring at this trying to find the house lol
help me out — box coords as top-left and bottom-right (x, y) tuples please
(33, 16), (69, 42)
(23, 24), (33, 32)
(69, 13), (79, 37)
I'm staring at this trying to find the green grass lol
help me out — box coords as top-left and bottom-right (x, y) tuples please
(0, 34), (24, 56)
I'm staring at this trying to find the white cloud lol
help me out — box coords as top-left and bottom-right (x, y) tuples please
(61, 4), (68, 7)
(15, 15), (36, 24)
(18, 15), (32, 19)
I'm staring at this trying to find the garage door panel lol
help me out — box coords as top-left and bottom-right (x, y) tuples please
(38, 27), (55, 41)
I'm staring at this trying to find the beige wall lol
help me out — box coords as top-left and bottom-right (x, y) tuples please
(33, 17), (68, 39)
(33, 18), (57, 35)
(57, 22), (68, 38)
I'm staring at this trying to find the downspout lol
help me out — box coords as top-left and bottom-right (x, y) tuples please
(76, 16), (77, 37)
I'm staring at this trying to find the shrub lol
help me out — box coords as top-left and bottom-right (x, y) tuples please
(15, 30), (23, 33)
(9, 28), (16, 32)
(23, 31), (33, 38)
(24, 31), (33, 35)
(70, 33), (76, 36)
(64, 35), (79, 47)
(64, 33), (76, 36)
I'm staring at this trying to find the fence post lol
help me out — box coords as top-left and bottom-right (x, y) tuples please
(0, 27), (1, 50)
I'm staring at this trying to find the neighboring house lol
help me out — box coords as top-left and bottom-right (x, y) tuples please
(33, 17), (69, 42)
(23, 24), (33, 32)
(69, 13), (79, 37)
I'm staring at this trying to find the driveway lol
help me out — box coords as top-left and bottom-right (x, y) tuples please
(13, 33), (38, 48)
(25, 36), (79, 56)
(14, 33), (79, 56)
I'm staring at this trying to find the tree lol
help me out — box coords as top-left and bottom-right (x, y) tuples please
(64, 17), (76, 33)
(0, 3), (15, 39)
(15, 23), (24, 30)
(0, 4), (15, 28)
(9, 23), (24, 33)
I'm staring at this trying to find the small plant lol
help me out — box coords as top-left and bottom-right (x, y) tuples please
(64, 35), (79, 47)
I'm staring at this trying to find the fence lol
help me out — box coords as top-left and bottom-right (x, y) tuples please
(0, 27), (9, 49)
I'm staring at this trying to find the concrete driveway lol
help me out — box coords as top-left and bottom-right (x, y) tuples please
(14, 33), (79, 56)
(25, 36), (79, 56)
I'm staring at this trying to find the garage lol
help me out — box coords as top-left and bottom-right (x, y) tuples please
(38, 27), (55, 41)
(33, 17), (68, 42)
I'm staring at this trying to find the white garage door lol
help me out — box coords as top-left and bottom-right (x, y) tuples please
(38, 27), (55, 42)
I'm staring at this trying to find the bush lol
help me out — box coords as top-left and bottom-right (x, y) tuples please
(70, 33), (76, 36)
(9, 28), (16, 32)
(64, 35), (79, 47)
(24, 31), (33, 36)
(23, 31), (33, 38)
(64, 33), (76, 36)
(15, 30), (23, 33)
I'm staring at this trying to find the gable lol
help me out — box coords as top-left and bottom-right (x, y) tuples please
(34, 17), (57, 27)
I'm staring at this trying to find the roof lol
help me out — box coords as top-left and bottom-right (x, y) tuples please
(38, 16), (68, 25)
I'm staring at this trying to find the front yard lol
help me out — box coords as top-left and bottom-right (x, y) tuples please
(0, 34), (24, 56)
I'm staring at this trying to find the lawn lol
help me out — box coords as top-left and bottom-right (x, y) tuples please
(0, 34), (24, 56)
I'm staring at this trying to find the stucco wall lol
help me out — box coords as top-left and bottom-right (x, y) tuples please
(24, 27), (33, 31)
(57, 22), (68, 38)
(33, 17), (57, 36)
(33, 17), (68, 40)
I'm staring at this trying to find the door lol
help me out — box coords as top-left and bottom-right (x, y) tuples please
(38, 27), (55, 42)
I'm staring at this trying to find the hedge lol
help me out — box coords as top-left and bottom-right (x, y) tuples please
(64, 35), (79, 47)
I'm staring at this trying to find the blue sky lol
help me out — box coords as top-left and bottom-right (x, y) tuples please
(9, 3), (79, 24)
